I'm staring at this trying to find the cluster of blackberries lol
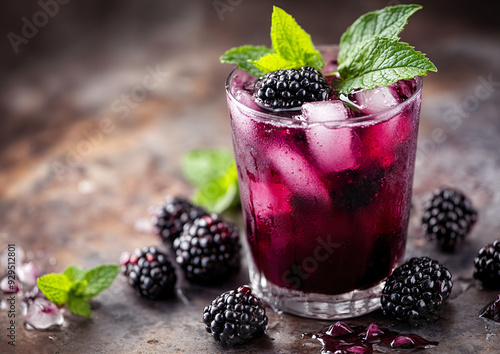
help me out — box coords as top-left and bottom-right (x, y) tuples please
(120, 197), (267, 345)
(121, 196), (241, 299)
(382, 187), (500, 324)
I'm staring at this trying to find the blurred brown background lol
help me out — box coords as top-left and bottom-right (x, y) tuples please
(1, 1), (500, 353)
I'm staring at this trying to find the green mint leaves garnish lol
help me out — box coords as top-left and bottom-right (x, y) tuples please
(183, 149), (239, 214)
(336, 37), (437, 95)
(220, 45), (274, 78)
(337, 4), (422, 64)
(336, 5), (436, 94)
(219, 6), (324, 77)
(37, 264), (120, 318)
(251, 6), (324, 73)
(220, 5), (436, 95)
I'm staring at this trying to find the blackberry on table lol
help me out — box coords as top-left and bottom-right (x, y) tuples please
(154, 196), (207, 244)
(203, 285), (268, 345)
(254, 66), (330, 110)
(381, 257), (453, 325)
(473, 239), (500, 289)
(121, 246), (177, 300)
(173, 213), (241, 284)
(421, 187), (477, 251)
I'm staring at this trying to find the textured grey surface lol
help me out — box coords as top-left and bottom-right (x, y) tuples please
(1, 1), (500, 353)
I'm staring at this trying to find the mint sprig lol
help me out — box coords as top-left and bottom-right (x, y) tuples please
(338, 4), (422, 64)
(37, 264), (120, 318)
(335, 5), (436, 94)
(220, 6), (324, 77)
(336, 37), (437, 94)
(251, 6), (324, 73)
(220, 5), (436, 95)
(183, 149), (239, 214)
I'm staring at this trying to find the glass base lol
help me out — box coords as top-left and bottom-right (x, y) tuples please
(249, 265), (384, 320)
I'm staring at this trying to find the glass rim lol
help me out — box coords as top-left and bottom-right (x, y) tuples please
(225, 59), (423, 129)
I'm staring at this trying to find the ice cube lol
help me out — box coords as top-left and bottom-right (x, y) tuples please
(18, 262), (39, 287)
(1, 276), (19, 293)
(25, 297), (64, 330)
(353, 85), (402, 115)
(267, 143), (330, 204)
(302, 101), (359, 172)
(353, 86), (415, 167)
(248, 179), (292, 218)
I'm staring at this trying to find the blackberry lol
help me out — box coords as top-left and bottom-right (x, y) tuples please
(255, 66), (330, 110)
(202, 285), (268, 345)
(121, 246), (177, 300)
(421, 187), (477, 251)
(154, 196), (207, 244)
(173, 214), (240, 284)
(381, 257), (453, 325)
(473, 239), (500, 289)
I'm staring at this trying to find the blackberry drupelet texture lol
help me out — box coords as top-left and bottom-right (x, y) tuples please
(203, 285), (268, 345)
(254, 66), (330, 110)
(155, 196), (207, 244)
(121, 246), (177, 300)
(421, 187), (477, 251)
(473, 239), (500, 289)
(381, 257), (453, 325)
(173, 213), (241, 284)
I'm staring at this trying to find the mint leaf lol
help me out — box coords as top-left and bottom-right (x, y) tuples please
(82, 264), (120, 298)
(250, 6), (324, 73)
(64, 265), (85, 283)
(70, 280), (88, 297)
(183, 149), (235, 188)
(251, 53), (297, 73)
(192, 162), (239, 214)
(183, 149), (240, 213)
(37, 274), (71, 305)
(220, 45), (273, 78)
(67, 295), (91, 318)
(338, 4), (422, 64)
(337, 37), (437, 95)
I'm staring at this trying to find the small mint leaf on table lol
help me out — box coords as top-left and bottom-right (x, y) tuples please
(67, 295), (91, 318)
(64, 265), (85, 283)
(38, 264), (119, 318)
(82, 264), (120, 298)
(220, 45), (273, 78)
(36, 274), (71, 305)
(336, 37), (437, 95)
(70, 280), (88, 297)
(338, 4), (422, 64)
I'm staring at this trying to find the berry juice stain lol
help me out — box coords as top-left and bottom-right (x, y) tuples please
(479, 294), (500, 323)
(306, 321), (438, 353)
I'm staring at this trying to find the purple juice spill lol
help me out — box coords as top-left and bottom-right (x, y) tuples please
(479, 294), (500, 322)
(310, 321), (438, 353)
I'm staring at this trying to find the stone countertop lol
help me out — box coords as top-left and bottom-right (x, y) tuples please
(1, 1), (500, 353)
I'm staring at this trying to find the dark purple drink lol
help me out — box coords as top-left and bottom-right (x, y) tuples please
(226, 47), (422, 318)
